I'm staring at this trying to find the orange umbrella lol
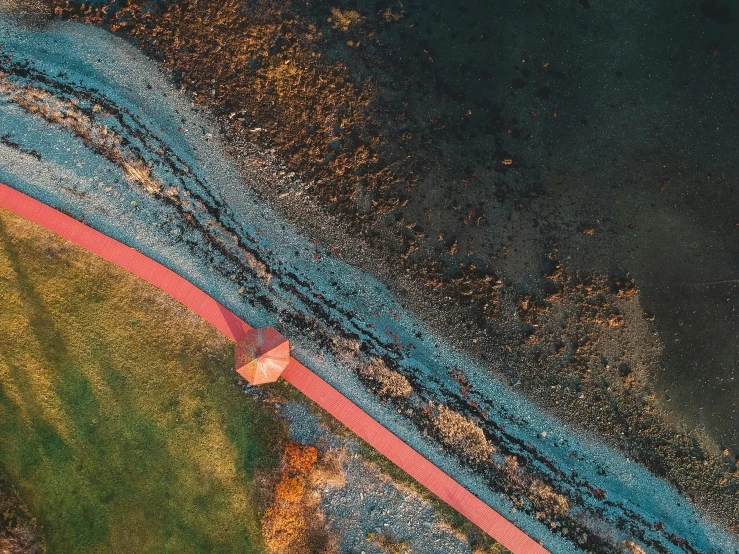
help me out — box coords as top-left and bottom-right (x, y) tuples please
(235, 326), (290, 384)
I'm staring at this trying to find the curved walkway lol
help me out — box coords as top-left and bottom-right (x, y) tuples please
(0, 182), (547, 554)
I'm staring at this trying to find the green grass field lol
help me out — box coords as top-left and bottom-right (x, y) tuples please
(0, 207), (282, 553)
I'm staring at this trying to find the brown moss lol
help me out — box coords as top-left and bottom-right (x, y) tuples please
(328, 8), (363, 32)
(620, 540), (647, 554)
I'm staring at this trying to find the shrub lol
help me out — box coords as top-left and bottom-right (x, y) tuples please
(427, 403), (493, 463)
(261, 442), (319, 553)
(360, 358), (413, 399)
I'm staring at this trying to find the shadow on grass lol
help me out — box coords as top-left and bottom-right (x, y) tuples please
(0, 214), (278, 553)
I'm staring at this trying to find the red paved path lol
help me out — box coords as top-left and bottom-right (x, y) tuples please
(0, 182), (548, 554)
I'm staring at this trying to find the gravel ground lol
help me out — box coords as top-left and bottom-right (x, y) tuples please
(279, 400), (475, 554)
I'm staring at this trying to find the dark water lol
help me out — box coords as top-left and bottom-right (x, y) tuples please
(387, 0), (739, 450)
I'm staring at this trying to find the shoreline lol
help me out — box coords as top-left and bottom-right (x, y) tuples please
(0, 13), (737, 551)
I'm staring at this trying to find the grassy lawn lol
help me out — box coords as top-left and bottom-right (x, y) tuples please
(0, 207), (282, 554)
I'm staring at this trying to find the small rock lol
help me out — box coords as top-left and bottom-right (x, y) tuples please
(511, 377), (521, 386)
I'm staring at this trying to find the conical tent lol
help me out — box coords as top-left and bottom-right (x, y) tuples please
(235, 327), (290, 385)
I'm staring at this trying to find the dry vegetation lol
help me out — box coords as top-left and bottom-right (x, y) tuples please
(122, 161), (162, 195)
(359, 357), (413, 399)
(261, 442), (319, 553)
(529, 481), (569, 519)
(426, 402), (493, 463)
(261, 441), (340, 554)
(499, 456), (570, 523)
(620, 541), (647, 554)
(365, 530), (410, 554)
(0, 75), (165, 197)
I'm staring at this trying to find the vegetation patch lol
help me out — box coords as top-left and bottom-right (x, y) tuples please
(358, 357), (413, 399)
(426, 402), (493, 463)
(261, 441), (334, 554)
